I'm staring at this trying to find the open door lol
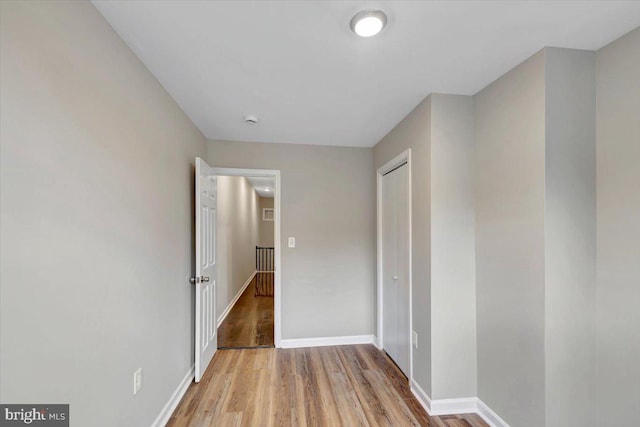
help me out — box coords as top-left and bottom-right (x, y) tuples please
(193, 157), (217, 382)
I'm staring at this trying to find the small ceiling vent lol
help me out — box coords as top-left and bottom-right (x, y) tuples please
(244, 115), (259, 125)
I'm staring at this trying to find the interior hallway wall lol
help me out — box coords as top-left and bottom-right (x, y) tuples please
(216, 176), (261, 319)
(474, 50), (547, 427)
(474, 46), (598, 427)
(207, 140), (376, 340)
(430, 94), (477, 400)
(259, 197), (275, 247)
(544, 47), (596, 427)
(0, 1), (207, 426)
(595, 27), (640, 425)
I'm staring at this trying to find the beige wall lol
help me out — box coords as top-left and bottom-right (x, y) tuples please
(596, 27), (640, 425)
(430, 94), (477, 400)
(207, 140), (376, 340)
(474, 46), (599, 426)
(259, 197), (275, 247)
(216, 176), (261, 318)
(474, 50), (547, 427)
(544, 47), (596, 427)
(0, 1), (206, 426)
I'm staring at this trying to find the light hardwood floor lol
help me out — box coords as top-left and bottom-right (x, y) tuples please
(217, 273), (274, 349)
(168, 345), (487, 427)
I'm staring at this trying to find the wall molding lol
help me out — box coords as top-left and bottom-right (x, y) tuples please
(409, 379), (509, 427)
(429, 397), (478, 416)
(280, 334), (374, 349)
(374, 335), (383, 350)
(410, 378), (432, 413)
(476, 398), (510, 427)
(217, 270), (256, 328)
(150, 365), (194, 427)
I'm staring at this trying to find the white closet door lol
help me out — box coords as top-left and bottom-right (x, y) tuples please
(382, 170), (398, 365)
(382, 163), (410, 377)
(393, 163), (410, 377)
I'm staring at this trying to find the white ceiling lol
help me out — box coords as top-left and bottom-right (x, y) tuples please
(247, 177), (275, 198)
(93, 1), (640, 148)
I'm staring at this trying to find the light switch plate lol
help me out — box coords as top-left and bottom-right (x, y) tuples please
(412, 331), (418, 349)
(288, 237), (295, 248)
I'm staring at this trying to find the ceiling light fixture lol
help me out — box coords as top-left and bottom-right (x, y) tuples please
(350, 9), (387, 37)
(264, 188), (271, 192)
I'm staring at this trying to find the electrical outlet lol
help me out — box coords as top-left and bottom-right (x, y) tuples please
(412, 331), (418, 349)
(133, 368), (143, 395)
(288, 237), (296, 248)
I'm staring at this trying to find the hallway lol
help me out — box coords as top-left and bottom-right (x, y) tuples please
(218, 273), (275, 349)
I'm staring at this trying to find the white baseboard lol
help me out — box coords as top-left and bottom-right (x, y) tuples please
(217, 270), (256, 328)
(374, 335), (383, 349)
(410, 378), (432, 414)
(477, 398), (510, 427)
(430, 397), (478, 416)
(280, 334), (375, 349)
(409, 378), (509, 427)
(151, 365), (194, 427)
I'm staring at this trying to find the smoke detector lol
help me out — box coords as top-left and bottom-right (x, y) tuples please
(244, 115), (259, 125)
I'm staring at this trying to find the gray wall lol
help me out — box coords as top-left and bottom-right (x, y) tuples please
(0, 1), (206, 426)
(544, 48), (596, 427)
(207, 140), (376, 340)
(474, 50), (547, 427)
(374, 98), (433, 396)
(596, 27), (640, 425)
(430, 94), (477, 400)
(216, 176), (260, 318)
(259, 197), (275, 247)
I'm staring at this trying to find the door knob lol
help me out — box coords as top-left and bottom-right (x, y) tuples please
(189, 276), (210, 284)
(393, 275), (398, 280)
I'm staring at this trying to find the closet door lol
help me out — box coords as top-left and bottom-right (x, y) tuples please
(382, 169), (398, 366)
(382, 163), (410, 377)
(394, 163), (410, 377)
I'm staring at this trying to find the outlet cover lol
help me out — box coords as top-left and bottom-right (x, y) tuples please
(133, 368), (143, 395)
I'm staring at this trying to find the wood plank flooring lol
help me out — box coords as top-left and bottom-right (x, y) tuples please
(217, 274), (274, 348)
(168, 345), (488, 427)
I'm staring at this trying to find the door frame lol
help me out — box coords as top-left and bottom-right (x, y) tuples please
(209, 167), (282, 348)
(376, 149), (412, 381)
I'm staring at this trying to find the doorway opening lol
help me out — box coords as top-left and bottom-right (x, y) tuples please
(211, 168), (281, 350)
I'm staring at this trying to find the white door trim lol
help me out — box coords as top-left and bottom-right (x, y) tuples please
(376, 149), (412, 382)
(209, 167), (282, 348)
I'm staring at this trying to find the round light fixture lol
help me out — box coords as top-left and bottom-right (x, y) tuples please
(350, 9), (387, 37)
(264, 188), (271, 192)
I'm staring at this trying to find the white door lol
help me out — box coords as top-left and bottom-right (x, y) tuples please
(381, 163), (410, 376)
(194, 157), (217, 382)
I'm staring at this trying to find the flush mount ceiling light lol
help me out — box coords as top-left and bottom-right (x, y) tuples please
(264, 188), (271, 192)
(350, 9), (387, 37)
